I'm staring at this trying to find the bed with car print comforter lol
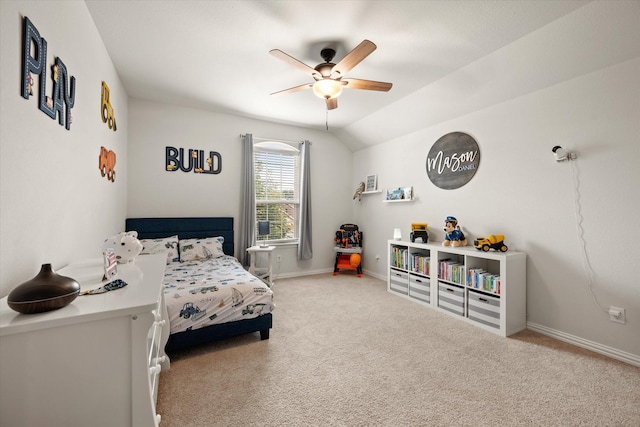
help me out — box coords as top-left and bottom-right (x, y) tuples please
(126, 217), (274, 354)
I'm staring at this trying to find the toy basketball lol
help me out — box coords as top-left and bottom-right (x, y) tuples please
(350, 253), (361, 268)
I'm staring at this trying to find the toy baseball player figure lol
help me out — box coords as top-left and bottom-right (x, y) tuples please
(443, 216), (467, 247)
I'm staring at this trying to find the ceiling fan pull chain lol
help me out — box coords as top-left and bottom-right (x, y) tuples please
(326, 109), (329, 130)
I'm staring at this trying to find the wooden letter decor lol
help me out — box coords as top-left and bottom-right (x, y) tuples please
(101, 81), (117, 131)
(99, 146), (116, 182)
(165, 147), (222, 175)
(21, 17), (76, 130)
(426, 132), (480, 190)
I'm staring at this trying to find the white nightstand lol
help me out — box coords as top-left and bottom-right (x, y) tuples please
(246, 245), (275, 287)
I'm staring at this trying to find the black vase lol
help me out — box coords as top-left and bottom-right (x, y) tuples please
(8, 264), (81, 314)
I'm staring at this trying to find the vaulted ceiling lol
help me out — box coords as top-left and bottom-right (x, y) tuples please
(86, 0), (591, 150)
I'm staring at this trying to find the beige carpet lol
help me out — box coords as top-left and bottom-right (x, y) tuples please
(156, 273), (640, 426)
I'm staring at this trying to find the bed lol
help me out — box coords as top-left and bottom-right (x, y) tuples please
(125, 217), (274, 354)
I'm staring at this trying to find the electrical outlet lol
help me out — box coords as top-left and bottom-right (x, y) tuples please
(276, 255), (282, 263)
(609, 306), (626, 324)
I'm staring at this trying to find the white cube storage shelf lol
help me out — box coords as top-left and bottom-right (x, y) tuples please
(388, 240), (526, 337)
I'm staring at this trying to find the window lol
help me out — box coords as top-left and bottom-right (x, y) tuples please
(253, 141), (300, 244)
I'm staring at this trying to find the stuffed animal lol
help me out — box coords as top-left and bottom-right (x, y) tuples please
(443, 216), (467, 247)
(102, 231), (143, 263)
(353, 182), (366, 201)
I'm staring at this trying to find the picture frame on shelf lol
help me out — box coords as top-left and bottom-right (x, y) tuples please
(365, 174), (377, 192)
(386, 186), (413, 200)
(386, 188), (401, 200)
(402, 186), (413, 200)
(102, 248), (117, 281)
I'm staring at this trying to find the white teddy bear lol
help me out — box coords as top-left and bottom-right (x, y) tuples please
(102, 231), (143, 264)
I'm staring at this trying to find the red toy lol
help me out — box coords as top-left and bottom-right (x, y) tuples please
(333, 224), (363, 277)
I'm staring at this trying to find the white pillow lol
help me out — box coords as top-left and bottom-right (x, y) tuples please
(140, 235), (180, 263)
(179, 236), (225, 262)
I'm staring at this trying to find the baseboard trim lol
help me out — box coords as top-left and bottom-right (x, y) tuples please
(527, 322), (640, 367)
(277, 268), (388, 281)
(362, 269), (386, 282)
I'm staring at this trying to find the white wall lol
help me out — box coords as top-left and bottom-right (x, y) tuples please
(0, 1), (128, 297)
(127, 99), (353, 277)
(352, 17), (640, 360)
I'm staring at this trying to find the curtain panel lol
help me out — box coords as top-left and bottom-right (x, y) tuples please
(239, 134), (255, 266)
(297, 140), (313, 260)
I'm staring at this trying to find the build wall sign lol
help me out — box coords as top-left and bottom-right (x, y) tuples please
(21, 17), (76, 130)
(165, 147), (222, 174)
(426, 132), (480, 190)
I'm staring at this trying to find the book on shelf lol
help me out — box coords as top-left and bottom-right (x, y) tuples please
(410, 255), (430, 276)
(391, 246), (409, 269)
(439, 259), (464, 284)
(468, 267), (500, 295)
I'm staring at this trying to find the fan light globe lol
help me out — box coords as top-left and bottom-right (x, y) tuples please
(313, 79), (343, 99)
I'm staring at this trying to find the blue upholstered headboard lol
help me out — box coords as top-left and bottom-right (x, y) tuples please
(125, 217), (235, 256)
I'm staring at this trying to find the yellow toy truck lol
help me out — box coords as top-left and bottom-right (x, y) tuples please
(410, 223), (429, 243)
(474, 234), (508, 252)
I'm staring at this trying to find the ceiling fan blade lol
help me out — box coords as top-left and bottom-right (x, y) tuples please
(342, 78), (392, 92)
(326, 98), (338, 110)
(331, 40), (377, 77)
(270, 83), (313, 96)
(270, 49), (321, 78)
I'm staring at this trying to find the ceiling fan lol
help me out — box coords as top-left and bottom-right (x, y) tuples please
(270, 39), (392, 110)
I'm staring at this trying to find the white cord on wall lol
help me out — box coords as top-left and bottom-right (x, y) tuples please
(569, 159), (608, 313)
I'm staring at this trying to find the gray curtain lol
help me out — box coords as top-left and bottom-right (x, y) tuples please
(239, 134), (255, 266)
(297, 140), (313, 260)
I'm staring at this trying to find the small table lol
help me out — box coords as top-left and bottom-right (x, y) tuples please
(246, 245), (275, 287)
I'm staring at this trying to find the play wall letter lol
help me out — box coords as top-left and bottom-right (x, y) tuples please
(21, 16), (76, 130)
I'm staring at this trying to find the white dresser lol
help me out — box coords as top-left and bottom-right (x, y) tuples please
(0, 253), (170, 427)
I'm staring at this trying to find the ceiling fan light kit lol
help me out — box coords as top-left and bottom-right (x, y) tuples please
(312, 79), (343, 99)
(270, 39), (392, 111)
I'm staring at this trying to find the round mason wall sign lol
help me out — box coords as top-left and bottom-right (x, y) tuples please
(426, 132), (480, 190)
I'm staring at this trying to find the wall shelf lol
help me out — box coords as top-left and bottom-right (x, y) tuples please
(383, 198), (414, 203)
(362, 190), (381, 195)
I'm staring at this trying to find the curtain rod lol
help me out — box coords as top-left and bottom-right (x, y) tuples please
(239, 134), (311, 145)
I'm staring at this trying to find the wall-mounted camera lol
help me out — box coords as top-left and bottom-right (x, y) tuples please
(552, 146), (576, 162)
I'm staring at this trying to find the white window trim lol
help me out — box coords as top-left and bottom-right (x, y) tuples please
(253, 139), (301, 246)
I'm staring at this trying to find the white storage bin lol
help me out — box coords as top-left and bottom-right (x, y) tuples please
(389, 269), (408, 295)
(409, 274), (430, 303)
(438, 282), (464, 316)
(468, 290), (500, 329)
